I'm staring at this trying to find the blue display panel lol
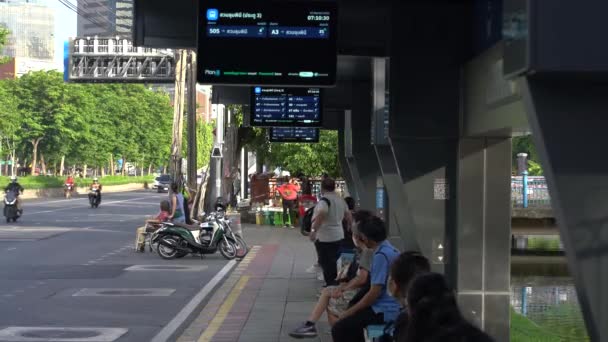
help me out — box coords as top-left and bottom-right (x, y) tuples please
(251, 87), (322, 127)
(269, 127), (319, 143)
(197, 0), (337, 86)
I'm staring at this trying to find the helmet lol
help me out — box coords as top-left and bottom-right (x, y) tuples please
(10, 176), (17, 182)
(93, 177), (99, 182)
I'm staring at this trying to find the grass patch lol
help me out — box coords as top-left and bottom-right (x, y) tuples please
(511, 309), (560, 342)
(0, 175), (154, 190)
(528, 237), (561, 251)
(511, 306), (589, 342)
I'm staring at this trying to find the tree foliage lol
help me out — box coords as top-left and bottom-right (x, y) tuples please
(0, 71), (182, 175)
(266, 130), (340, 177)
(513, 135), (543, 176)
(232, 103), (340, 177)
(0, 27), (9, 64)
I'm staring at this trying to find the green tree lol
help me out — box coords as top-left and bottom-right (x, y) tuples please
(15, 71), (73, 175)
(0, 27), (10, 64)
(0, 79), (20, 170)
(266, 130), (340, 177)
(198, 121), (214, 168)
(513, 135), (543, 175)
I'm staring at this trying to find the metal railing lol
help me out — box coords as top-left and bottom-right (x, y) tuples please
(512, 175), (551, 208)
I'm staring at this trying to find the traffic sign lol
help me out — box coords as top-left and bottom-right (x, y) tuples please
(211, 145), (223, 159)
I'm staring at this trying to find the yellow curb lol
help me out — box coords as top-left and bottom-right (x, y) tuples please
(197, 275), (250, 342)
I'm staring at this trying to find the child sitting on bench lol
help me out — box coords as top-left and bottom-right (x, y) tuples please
(135, 200), (171, 252)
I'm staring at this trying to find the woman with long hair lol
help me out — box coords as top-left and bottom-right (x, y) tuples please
(402, 273), (493, 342)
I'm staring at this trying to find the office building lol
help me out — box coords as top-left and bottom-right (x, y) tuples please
(76, 0), (132, 37)
(0, 0), (56, 77)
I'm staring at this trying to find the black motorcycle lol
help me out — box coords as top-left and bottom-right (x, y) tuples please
(89, 188), (101, 208)
(3, 190), (20, 223)
(152, 212), (247, 260)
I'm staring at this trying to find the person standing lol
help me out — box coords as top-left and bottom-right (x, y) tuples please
(277, 178), (300, 228)
(230, 167), (241, 207)
(309, 177), (352, 287)
(169, 182), (186, 223)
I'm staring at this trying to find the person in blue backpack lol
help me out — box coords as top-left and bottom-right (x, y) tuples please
(331, 215), (401, 342)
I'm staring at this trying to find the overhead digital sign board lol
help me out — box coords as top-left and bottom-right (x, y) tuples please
(269, 127), (319, 143)
(197, 0), (337, 86)
(250, 87), (322, 127)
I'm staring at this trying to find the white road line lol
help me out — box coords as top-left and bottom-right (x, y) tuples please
(150, 260), (237, 342)
(29, 196), (151, 215)
(7, 248), (16, 251)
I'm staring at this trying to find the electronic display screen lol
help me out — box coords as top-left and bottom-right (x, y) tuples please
(269, 127), (319, 143)
(197, 0), (337, 86)
(251, 87), (322, 127)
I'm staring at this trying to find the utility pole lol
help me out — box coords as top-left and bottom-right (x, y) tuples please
(170, 49), (187, 190)
(186, 50), (198, 192)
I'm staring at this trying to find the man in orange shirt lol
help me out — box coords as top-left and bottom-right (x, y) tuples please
(277, 178), (300, 228)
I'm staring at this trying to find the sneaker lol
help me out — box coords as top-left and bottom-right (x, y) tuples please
(305, 265), (318, 274)
(289, 225), (295, 229)
(317, 272), (324, 281)
(289, 322), (317, 338)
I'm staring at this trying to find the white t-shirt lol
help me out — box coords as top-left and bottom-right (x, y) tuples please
(313, 192), (347, 242)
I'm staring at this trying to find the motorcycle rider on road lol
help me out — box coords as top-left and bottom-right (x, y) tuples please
(4, 176), (24, 214)
(89, 177), (103, 203)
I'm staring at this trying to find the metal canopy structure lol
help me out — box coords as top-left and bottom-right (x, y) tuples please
(67, 37), (175, 83)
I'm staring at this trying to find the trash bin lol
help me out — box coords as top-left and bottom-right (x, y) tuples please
(274, 211), (283, 227)
(255, 212), (264, 225)
(263, 211), (272, 225)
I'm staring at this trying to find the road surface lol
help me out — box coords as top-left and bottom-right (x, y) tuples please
(0, 191), (231, 342)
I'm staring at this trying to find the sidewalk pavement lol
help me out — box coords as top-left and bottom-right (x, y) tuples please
(177, 224), (333, 342)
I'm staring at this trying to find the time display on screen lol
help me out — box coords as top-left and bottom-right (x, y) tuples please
(269, 127), (319, 143)
(197, 0), (337, 86)
(251, 87), (322, 127)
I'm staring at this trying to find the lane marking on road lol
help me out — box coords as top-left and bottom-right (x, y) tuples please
(197, 275), (250, 342)
(29, 196), (151, 215)
(7, 247), (16, 251)
(124, 265), (209, 272)
(73, 288), (176, 297)
(0, 327), (128, 342)
(150, 260), (237, 342)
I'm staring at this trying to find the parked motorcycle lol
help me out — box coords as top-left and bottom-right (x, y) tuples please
(89, 188), (101, 208)
(214, 211), (248, 259)
(3, 190), (20, 223)
(64, 183), (74, 199)
(152, 212), (245, 260)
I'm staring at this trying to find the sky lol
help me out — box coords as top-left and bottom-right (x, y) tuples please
(48, 0), (77, 71)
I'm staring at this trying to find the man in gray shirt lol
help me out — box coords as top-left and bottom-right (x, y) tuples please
(310, 177), (352, 286)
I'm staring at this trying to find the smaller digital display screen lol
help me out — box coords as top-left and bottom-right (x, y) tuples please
(269, 127), (319, 143)
(251, 87), (322, 127)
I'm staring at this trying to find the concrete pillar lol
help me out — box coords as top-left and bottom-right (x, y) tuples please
(387, 2), (510, 340)
(457, 137), (512, 339)
(349, 82), (378, 211)
(521, 76), (608, 341)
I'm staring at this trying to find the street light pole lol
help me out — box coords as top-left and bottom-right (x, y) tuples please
(186, 50), (198, 191)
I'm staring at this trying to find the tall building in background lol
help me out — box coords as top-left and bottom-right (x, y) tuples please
(0, 0), (56, 77)
(76, 0), (132, 37)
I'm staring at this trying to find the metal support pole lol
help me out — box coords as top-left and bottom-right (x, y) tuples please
(521, 286), (528, 316)
(214, 105), (225, 202)
(186, 50), (197, 191)
(240, 147), (246, 200)
(522, 171), (529, 208)
(170, 49), (187, 191)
